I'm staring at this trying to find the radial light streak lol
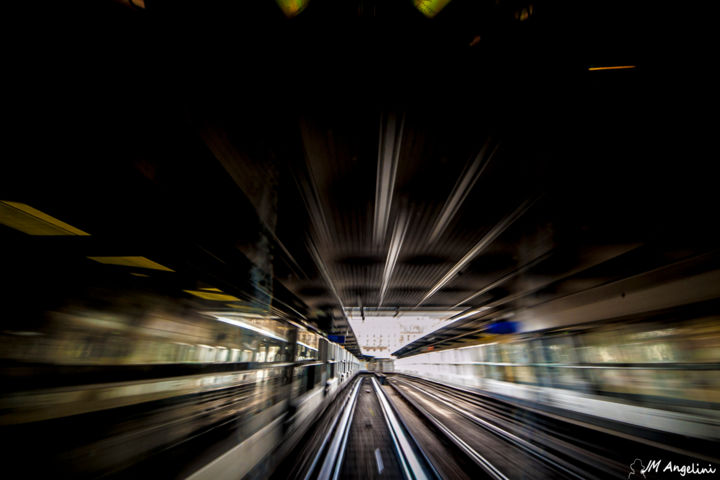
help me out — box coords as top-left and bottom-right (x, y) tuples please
(374, 113), (404, 245)
(449, 307), (488, 322)
(196, 123), (307, 280)
(429, 140), (498, 243)
(307, 239), (348, 318)
(378, 213), (410, 307)
(417, 197), (537, 307)
(297, 123), (335, 247)
(0, 201), (90, 236)
(451, 252), (551, 308)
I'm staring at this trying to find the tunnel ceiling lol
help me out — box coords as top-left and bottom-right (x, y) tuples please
(3, 0), (714, 357)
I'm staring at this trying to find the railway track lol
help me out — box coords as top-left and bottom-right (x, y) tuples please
(388, 375), (599, 479)
(287, 370), (720, 480)
(303, 374), (439, 480)
(387, 373), (720, 479)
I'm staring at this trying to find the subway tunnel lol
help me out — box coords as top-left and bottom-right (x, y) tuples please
(2, 0), (718, 478)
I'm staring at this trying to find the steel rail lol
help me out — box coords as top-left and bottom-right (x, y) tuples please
(371, 376), (437, 480)
(316, 378), (362, 480)
(393, 377), (589, 480)
(303, 377), (361, 480)
(387, 378), (509, 480)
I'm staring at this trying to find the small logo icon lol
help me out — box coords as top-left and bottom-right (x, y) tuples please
(629, 459), (646, 479)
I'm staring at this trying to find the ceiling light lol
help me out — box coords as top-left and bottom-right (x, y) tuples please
(0, 201), (90, 236)
(449, 306), (490, 322)
(414, 0), (453, 18)
(216, 316), (287, 342)
(88, 256), (174, 271)
(275, 0), (310, 17)
(184, 290), (241, 301)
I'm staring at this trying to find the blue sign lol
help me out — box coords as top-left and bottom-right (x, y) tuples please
(328, 335), (345, 344)
(486, 321), (518, 334)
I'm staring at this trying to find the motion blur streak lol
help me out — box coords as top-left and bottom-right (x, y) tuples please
(378, 213), (410, 307)
(417, 197), (537, 307)
(88, 256), (175, 271)
(588, 65), (637, 71)
(450, 251), (550, 309)
(428, 141), (498, 244)
(2, 0), (715, 478)
(374, 112), (404, 245)
(395, 314), (720, 442)
(0, 201), (91, 236)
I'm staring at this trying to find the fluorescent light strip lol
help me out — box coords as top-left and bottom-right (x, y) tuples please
(184, 290), (241, 301)
(449, 306), (490, 322)
(417, 307), (491, 339)
(216, 316), (288, 342)
(297, 341), (318, 351)
(0, 201), (90, 236)
(88, 256), (174, 272)
(206, 310), (281, 321)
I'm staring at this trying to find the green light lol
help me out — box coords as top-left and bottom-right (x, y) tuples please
(414, 0), (453, 18)
(275, 0), (310, 17)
